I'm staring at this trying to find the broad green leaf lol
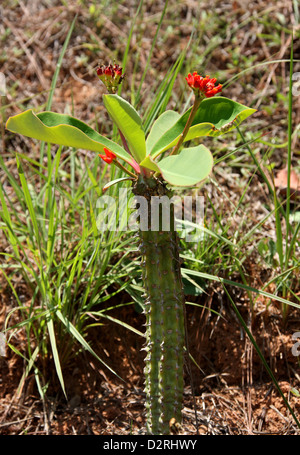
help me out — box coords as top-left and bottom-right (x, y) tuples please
(103, 94), (146, 163)
(149, 97), (256, 158)
(146, 110), (180, 154)
(6, 110), (138, 169)
(155, 145), (213, 187)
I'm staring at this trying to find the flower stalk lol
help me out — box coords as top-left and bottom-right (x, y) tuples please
(99, 147), (138, 179)
(170, 94), (202, 156)
(114, 160), (138, 178)
(171, 73), (222, 156)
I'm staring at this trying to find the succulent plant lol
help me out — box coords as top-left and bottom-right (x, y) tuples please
(6, 65), (255, 434)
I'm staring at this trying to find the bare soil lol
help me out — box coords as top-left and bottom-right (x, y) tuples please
(1, 284), (300, 435)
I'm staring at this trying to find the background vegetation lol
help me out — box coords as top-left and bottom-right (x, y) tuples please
(0, 0), (299, 435)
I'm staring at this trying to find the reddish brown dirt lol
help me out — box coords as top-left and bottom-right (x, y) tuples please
(1, 285), (299, 435)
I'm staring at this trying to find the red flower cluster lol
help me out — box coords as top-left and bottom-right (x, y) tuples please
(96, 63), (125, 93)
(99, 147), (116, 164)
(185, 72), (222, 98)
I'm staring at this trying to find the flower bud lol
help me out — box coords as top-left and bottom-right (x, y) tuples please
(99, 147), (116, 164)
(96, 63), (125, 93)
(185, 72), (222, 98)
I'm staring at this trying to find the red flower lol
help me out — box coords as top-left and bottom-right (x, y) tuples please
(185, 72), (222, 98)
(99, 147), (116, 164)
(96, 63), (125, 93)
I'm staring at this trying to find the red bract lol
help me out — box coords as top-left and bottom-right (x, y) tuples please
(97, 63), (125, 93)
(99, 147), (116, 164)
(186, 72), (222, 98)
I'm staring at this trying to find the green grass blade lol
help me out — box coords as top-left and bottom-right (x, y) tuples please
(181, 267), (300, 310)
(223, 285), (300, 429)
(56, 310), (123, 381)
(134, 0), (168, 107)
(274, 185), (284, 268)
(40, 15), (77, 167)
(46, 16), (77, 111)
(47, 317), (66, 398)
(0, 182), (20, 260)
(16, 154), (42, 252)
(285, 38), (294, 269)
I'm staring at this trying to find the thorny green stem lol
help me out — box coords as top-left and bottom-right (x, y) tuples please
(133, 174), (185, 435)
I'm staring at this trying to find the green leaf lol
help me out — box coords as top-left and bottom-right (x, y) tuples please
(6, 110), (137, 169)
(155, 145), (213, 187)
(149, 97), (256, 158)
(146, 110), (180, 154)
(103, 94), (146, 163)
